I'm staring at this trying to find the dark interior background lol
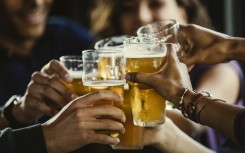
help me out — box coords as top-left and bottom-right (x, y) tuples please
(49, 0), (245, 67)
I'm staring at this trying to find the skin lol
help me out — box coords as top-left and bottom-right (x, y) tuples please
(0, 60), (77, 130)
(119, 0), (240, 137)
(119, 0), (187, 35)
(179, 24), (245, 65)
(126, 44), (244, 146)
(0, 0), (53, 55)
(42, 90), (126, 153)
(143, 117), (214, 153)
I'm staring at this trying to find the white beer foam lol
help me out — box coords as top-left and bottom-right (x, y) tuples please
(69, 71), (83, 79)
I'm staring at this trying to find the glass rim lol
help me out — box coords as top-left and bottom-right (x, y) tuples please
(59, 55), (82, 62)
(123, 36), (162, 45)
(137, 19), (179, 37)
(94, 35), (130, 49)
(82, 49), (124, 54)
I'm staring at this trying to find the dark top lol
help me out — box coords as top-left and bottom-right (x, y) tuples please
(189, 61), (245, 151)
(0, 124), (47, 153)
(0, 16), (94, 105)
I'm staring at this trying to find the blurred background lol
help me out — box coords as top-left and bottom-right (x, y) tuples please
(49, 0), (245, 37)
(49, 0), (245, 71)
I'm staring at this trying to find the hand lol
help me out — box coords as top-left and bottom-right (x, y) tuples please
(144, 117), (214, 153)
(42, 90), (126, 153)
(179, 24), (231, 66)
(126, 44), (192, 106)
(13, 60), (77, 124)
(143, 118), (179, 152)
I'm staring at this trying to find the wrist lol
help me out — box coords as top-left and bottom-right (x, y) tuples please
(3, 95), (30, 128)
(226, 36), (245, 61)
(12, 101), (33, 124)
(42, 124), (59, 153)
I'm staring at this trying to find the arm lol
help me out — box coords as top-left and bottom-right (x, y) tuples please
(0, 60), (77, 130)
(0, 90), (126, 153)
(0, 125), (48, 153)
(144, 118), (214, 153)
(179, 24), (245, 65)
(126, 44), (245, 146)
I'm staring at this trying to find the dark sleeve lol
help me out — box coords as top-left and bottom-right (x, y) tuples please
(0, 124), (48, 153)
(234, 108), (245, 146)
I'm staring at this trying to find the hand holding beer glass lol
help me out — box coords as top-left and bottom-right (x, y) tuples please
(82, 49), (125, 137)
(95, 37), (144, 150)
(137, 19), (183, 57)
(59, 55), (90, 96)
(124, 36), (167, 127)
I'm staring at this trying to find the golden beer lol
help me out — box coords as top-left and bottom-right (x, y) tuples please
(112, 85), (144, 149)
(88, 81), (124, 138)
(62, 71), (90, 96)
(126, 55), (167, 127)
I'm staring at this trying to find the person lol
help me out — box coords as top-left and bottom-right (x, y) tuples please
(178, 24), (245, 65)
(0, 90), (125, 153)
(90, 0), (244, 151)
(0, 0), (94, 129)
(126, 43), (245, 150)
(0, 59), (126, 153)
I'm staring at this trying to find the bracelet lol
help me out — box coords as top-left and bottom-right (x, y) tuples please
(178, 88), (189, 118)
(178, 88), (215, 123)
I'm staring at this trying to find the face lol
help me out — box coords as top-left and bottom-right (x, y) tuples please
(119, 0), (188, 35)
(0, 0), (53, 40)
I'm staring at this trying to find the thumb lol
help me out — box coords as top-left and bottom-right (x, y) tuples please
(165, 43), (179, 64)
(125, 72), (153, 87)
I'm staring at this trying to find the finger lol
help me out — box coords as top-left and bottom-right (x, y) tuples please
(28, 82), (68, 108)
(72, 90), (124, 107)
(88, 133), (120, 145)
(24, 95), (58, 118)
(125, 72), (153, 86)
(32, 72), (76, 101)
(41, 60), (72, 82)
(165, 43), (179, 64)
(84, 119), (125, 134)
(79, 105), (126, 123)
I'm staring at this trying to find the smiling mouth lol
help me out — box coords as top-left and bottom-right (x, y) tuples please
(21, 9), (47, 25)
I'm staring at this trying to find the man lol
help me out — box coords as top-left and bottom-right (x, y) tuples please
(0, 0), (94, 129)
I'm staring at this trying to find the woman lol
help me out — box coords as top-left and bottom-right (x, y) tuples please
(90, 0), (244, 151)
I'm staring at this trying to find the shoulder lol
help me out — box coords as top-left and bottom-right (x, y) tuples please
(44, 16), (95, 44)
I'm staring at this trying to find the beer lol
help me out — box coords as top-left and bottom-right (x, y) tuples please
(62, 71), (90, 96)
(87, 81), (124, 138)
(112, 85), (144, 149)
(125, 54), (167, 127)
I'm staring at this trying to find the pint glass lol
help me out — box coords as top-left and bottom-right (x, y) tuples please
(82, 49), (125, 137)
(124, 37), (167, 127)
(59, 55), (89, 96)
(137, 19), (183, 57)
(95, 37), (144, 149)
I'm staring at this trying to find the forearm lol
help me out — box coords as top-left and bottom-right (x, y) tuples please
(227, 37), (245, 61)
(0, 124), (48, 153)
(182, 90), (243, 144)
(154, 121), (214, 153)
(0, 109), (10, 130)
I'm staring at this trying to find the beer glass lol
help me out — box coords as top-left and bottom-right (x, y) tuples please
(95, 37), (144, 150)
(94, 35), (129, 49)
(137, 19), (183, 57)
(124, 36), (167, 127)
(82, 49), (125, 137)
(59, 55), (89, 96)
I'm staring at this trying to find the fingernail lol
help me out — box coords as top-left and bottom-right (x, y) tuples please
(125, 74), (130, 80)
(119, 95), (124, 102)
(114, 137), (120, 144)
(71, 94), (78, 99)
(64, 74), (72, 82)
